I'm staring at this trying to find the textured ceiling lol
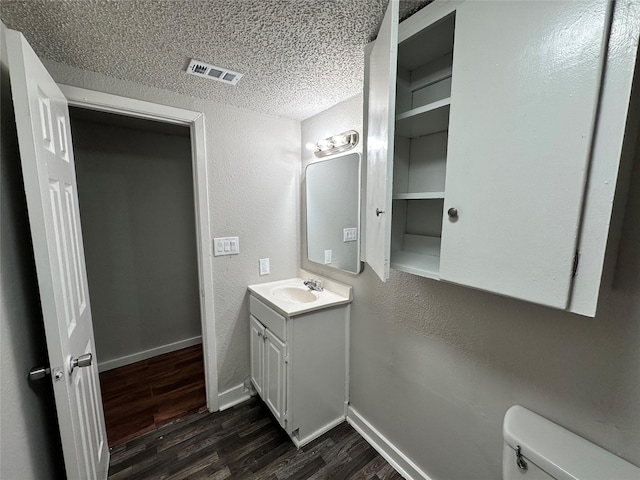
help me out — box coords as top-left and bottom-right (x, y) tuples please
(1, 0), (430, 121)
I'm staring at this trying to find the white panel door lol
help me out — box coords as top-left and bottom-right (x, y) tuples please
(250, 316), (265, 397)
(6, 30), (109, 479)
(440, 1), (610, 309)
(365, 0), (399, 282)
(264, 329), (287, 428)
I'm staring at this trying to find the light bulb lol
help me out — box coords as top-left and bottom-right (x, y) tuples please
(331, 134), (347, 147)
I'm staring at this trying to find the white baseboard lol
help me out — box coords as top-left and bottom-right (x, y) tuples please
(347, 406), (432, 480)
(218, 383), (252, 411)
(97, 336), (202, 372)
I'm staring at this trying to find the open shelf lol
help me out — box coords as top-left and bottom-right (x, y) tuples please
(390, 234), (441, 279)
(391, 250), (440, 279)
(395, 98), (450, 138)
(393, 192), (445, 200)
(387, 11), (455, 281)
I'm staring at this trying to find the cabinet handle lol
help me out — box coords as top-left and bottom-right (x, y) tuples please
(376, 208), (385, 217)
(447, 207), (458, 218)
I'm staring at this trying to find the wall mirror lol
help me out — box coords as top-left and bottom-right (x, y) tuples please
(306, 152), (362, 274)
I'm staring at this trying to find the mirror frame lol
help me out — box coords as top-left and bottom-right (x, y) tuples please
(305, 152), (362, 274)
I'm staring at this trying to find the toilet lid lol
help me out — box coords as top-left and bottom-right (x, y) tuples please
(503, 406), (640, 480)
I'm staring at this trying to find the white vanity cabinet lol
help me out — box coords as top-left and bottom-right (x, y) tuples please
(365, 0), (640, 316)
(250, 314), (287, 425)
(250, 315), (265, 397)
(249, 293), (349, 447)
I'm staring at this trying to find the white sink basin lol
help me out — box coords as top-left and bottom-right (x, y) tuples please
(272, 286), (318, 304)
(248, 271), (352, 317)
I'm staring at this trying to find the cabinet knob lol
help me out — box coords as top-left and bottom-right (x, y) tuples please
(257, 332), (263, 337)
(447, 207), (458, 218)
(376, 208), (385, 217)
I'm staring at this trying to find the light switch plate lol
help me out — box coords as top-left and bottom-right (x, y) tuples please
(343, 227), (358, 242)
(259, 258), (270, 275)
(324, 250), (332, 264)
(213, 236), (239, 256)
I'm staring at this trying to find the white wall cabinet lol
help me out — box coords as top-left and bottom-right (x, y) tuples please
(365, 0), (640, 316)
(249, 295), (349, 446)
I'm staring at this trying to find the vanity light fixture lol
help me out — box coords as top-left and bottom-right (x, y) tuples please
(313, 130), (359, 158)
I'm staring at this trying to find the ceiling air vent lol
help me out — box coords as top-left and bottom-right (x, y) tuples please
(186, 59), (243, 86)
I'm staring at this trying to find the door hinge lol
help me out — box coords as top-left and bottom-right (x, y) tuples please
(572, 251), (580, 278)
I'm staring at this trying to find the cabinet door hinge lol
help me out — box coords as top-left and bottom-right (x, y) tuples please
(572, 251), (580, 278)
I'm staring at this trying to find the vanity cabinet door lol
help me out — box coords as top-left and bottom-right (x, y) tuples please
(264, 329), (287, 428)
(250, 316), (265, 397)
(364, 0), (399, 282)
(439, 0), (610, 309)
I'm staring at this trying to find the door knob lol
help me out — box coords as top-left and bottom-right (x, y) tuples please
(447, 207), (458, 218)
(70, 353), (93, 373)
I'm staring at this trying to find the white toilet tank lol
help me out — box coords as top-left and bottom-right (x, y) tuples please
(503, 405), (639, 480)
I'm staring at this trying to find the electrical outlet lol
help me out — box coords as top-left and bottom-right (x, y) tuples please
(324, 250), (332, 264)
(259, 258), (270, 275)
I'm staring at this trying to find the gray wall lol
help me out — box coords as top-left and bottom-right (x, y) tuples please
(71, 115), (202, 367)
(0, 21), (65, 480)
(302, 95), (640, 479)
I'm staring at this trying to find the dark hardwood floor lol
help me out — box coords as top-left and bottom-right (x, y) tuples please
(108, 397), (404, 480)
(100, 344), (206, 447)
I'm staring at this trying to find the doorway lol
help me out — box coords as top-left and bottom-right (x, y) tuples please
(69, 107), (207, 445)
(58, 85), (219, 418)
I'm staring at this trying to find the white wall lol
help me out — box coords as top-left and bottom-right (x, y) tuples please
(0, 21), (65, 479)
(72, 116), (202, 368)
(301, 95), (640, 479)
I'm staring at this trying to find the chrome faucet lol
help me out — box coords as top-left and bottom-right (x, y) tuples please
(304, 278), (323, 292)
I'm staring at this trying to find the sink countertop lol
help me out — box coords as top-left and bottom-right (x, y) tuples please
(248, 270), (352, 317)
